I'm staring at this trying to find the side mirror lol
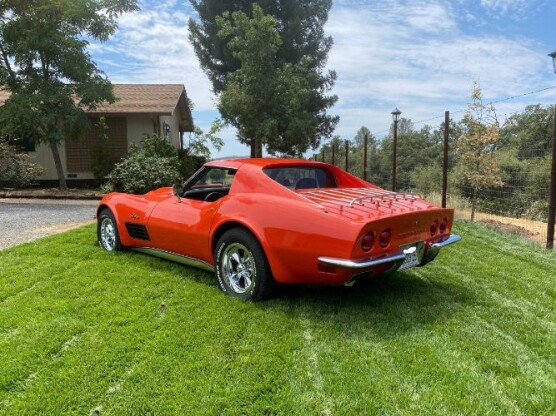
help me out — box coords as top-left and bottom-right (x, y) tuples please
(172, 184), (182, 203)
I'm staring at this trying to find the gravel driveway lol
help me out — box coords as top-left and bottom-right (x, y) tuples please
(0, 199), (98, 250)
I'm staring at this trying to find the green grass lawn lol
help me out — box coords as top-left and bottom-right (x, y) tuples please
(0, 222), (555, 415)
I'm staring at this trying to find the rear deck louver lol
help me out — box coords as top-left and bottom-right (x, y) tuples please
(125, 222), (150, 241)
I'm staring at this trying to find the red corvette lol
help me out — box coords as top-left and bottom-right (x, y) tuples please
(97, 158), (460, 300)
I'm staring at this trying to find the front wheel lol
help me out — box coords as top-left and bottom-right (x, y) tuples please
(215, 229), (274, 301)
(97, 208), (123, 252)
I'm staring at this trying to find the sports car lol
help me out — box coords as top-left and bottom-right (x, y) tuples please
(97, 158), (461, 300)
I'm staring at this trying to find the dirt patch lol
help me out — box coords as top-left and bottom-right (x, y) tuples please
(34, 220), (96, 234)
(456, 209), (547, 245)
(0, 188), (104, 200)
(479, 219), (537, 239)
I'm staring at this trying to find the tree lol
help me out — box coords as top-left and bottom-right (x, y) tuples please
(455, 83), (504, 221)
(0, 0), (138, 189)
(347, 126), (380, 181)
(189, 0), (337, 156)
(500, 104), (555, 159)
(320, 135), (345, 166)
(178, 122), (225, 179)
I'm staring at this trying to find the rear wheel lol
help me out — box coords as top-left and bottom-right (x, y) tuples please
(215, 229), (274, 301)
(97, 208), (123, 252)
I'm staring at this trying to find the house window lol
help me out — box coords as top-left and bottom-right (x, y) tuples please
(21, 137), (36, 152)
(163, 122), (171, 141)
(7, 136), (35, 152)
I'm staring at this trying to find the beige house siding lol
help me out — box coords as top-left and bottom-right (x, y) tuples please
(32, 114), (178, 181)
(26, 144), (64, 181)
(66, 117), (127, 173)
(16, 84), (194, 182)
(126, 114), (158, 148)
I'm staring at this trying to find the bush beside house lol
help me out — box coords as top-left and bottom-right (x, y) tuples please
(0, 140), (44, 187)
(103, 134), (206, 195)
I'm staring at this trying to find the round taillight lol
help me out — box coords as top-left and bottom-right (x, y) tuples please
(379, 229), (391, 248)
(430, 220), (439, 236)
(439, 218), (448, 234)
(361, 232), (375, 252)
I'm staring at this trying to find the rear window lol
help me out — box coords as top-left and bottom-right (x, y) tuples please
(263, 166), (337, 190)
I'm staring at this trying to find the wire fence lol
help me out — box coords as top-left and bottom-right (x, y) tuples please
(315, 123), (554, 248)
(448, 145), (549, 245)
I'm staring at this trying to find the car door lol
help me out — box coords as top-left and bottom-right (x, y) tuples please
(146, 166), (237, 264)
(147, 196), (218, 264)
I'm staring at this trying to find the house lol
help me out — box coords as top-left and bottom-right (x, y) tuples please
(0, 84), (193, 186)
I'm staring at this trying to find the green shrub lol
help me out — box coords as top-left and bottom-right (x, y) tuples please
(177, 150), (205, 180)
(103, 134), (181, 194)
(91, 117), (119, 182)
(0, 140), (44, 187)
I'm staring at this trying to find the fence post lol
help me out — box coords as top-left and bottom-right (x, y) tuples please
(363, 134), (368, 181)
(547, 106), (556, 249)
(321, 149), (325, 162)
(332, 142), (335, 165)
(442, 111), (450, 208)
(345, 140), (349, 172)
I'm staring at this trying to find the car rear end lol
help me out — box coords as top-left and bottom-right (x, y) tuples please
(300, 188), (461, 284)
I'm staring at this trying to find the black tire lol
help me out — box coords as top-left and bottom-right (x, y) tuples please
(97, 208), (124, 252)
(215, 228), (275, 301)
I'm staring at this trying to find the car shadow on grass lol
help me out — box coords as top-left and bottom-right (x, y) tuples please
(116, 248), (473, 339)
(266, 271), (474, 339)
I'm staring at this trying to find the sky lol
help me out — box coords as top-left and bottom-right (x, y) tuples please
(89, 0), (556, 158)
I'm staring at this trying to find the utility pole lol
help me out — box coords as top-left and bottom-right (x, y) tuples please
(547, 105), (556, 248)
(547, 50), (556, 249)
(442, 111), (450, 208)
(363, 133), (368, 181)
(345, 140), (349, 172)
(391, 108), (402, 192)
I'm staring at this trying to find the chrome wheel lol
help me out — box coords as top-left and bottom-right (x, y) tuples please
(221, 243), (256, 294)
(100, 217), (117, 251)
(215, 228), (275, 301)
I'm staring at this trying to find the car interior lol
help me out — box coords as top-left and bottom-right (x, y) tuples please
(181, 167), (236, 202)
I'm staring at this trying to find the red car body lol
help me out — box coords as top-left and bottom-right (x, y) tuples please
(97, 158), (460, 299)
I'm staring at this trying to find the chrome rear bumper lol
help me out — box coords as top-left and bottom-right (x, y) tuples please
(318, 253), (406, 269)
(318, 234), (461, 270)
(430, 234), (462, 249)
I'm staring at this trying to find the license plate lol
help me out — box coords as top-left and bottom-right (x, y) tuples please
(399, 245), (420, 271)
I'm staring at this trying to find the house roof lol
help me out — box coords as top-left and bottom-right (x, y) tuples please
(0, 84), (194, 131)
(91, 84), (187, 114)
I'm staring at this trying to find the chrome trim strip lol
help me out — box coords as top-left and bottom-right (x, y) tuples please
(318, 253), (406, 269)
(318, 234), (461, 270)
(132, 247), (215, 272)
(431, 234), (461, 248)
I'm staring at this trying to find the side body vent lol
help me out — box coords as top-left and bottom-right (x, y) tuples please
(125, 222), (150, 241)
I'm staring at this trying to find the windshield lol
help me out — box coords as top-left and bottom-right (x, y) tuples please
(191, 167), (236, 189)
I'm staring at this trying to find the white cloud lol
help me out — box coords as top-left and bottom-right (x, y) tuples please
(89, 3), (215, 111)
(87, 0), (556, 158)
(325, 0), (553, 141)
(479, 0), (528, 14)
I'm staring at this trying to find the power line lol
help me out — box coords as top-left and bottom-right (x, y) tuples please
(486, 86), (556, 106)
(371, 85), (556, 137)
